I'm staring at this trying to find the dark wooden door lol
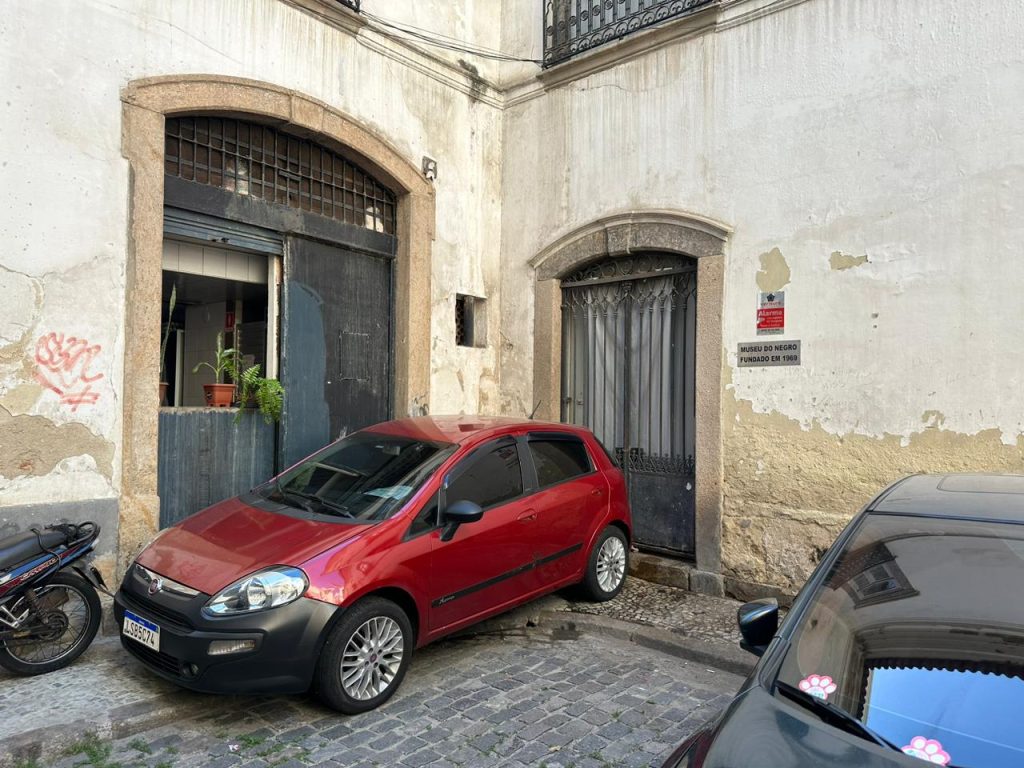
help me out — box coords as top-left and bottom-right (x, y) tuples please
(279, 236), (392, 468)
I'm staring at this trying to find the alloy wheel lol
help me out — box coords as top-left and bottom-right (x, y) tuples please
(340, 616), (405, 700)
(596, 536), (626, 593)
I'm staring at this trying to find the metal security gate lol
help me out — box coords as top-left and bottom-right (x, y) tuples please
(279, 236), (393, 468)
(561, 254), (697, 557)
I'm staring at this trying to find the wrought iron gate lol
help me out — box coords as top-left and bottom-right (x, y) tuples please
(561, 254), (697, 557)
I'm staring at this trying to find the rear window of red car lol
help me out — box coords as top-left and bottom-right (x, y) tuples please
(528, 438), (592, 488)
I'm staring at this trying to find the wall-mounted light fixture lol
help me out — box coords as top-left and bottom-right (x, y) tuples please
(422, 156), (437, 181)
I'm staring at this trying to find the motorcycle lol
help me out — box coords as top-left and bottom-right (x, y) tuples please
(0, 521), (106, 675)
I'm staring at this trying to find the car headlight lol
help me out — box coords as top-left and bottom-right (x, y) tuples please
(202, 567), (308, 618)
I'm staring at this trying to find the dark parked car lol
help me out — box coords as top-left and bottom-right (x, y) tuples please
(663, 474), (1024, 768)
(115, 416), (631, 713)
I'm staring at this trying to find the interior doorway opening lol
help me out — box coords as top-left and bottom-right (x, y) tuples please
(160, 240), (275, 408)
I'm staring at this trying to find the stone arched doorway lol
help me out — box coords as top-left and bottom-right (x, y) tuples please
(117, 75), (435, 571)
(531, 211), (729, 589)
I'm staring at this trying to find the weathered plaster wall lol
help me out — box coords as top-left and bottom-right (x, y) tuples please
(0, 1), (504, 523)
(362, 0), (507, 83)
(499, 0), (1024, 594)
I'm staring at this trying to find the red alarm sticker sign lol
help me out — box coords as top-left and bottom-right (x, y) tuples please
(757, 292), (785, 335)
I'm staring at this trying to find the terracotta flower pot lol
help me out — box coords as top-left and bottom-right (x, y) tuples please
(159, 382), (168, 405)
(203, 383), (236, 408)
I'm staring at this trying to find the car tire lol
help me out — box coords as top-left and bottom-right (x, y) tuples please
(314, 596), (413, 714)
(582, 526), (628, 602)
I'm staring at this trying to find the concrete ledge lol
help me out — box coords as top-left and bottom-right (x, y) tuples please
(689, 569), (725, 598)
(538, 611), (754, 678)
(629, 552), (796, 605)
(629, 553), (725, 598)
(629, 552), (692, 590)
(723, 576), (796, 608)
(448, 594), (754, 678)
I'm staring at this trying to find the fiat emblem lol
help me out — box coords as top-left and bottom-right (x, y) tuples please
(148, 577), (163, 595)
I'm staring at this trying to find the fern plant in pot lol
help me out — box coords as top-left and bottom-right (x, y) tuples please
(192, 332), (236, 407)
(228, 327), (284, 424)
(233, 363), (285, 424)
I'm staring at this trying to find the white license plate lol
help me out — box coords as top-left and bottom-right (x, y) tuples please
(123, 609), (160, 652)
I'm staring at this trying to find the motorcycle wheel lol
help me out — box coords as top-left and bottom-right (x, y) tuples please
(0, 570), (101, 676)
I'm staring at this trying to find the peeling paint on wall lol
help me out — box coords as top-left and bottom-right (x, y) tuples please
(0, 405), (115, 480)
(755, 247), (791, 292)
(721, 365), (1024, 595)
(2, 383), (43, 414)
(829, 250), (869, 270)
(0, 266), (44, 375)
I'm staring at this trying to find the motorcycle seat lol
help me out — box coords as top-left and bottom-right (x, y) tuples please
(0, 529), (69, 573)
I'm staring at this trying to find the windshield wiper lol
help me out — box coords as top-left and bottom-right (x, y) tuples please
(775, 680), (901, 753)
(270, 478), (317, 514)
(308, 496), (354, 519)
(266, 478), (355, 518)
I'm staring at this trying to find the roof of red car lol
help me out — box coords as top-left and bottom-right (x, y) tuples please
(363, 415), (586, 445)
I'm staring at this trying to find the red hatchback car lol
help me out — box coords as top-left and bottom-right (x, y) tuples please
(114, 416), (631, 713)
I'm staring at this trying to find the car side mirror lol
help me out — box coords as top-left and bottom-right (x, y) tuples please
(737, 598), (778, 657)
(439, 500), (483, 542)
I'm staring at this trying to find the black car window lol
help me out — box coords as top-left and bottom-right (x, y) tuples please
(529, 438), (591, 488)
(446, 442), (523, 510)
(774, 513), (1024, 768)
(407, 497), (439, 538)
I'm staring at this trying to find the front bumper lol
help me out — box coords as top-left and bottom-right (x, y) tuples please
(113, 574), (338, 695)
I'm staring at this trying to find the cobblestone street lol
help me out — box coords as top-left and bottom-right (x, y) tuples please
(29, 626), (742, 768)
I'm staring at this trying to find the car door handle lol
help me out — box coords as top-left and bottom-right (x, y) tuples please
(592, 489), (604, 497)
(517, 511), (537, 523)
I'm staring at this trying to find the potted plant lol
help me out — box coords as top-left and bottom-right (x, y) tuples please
(233, 362), (285, 424)
(228, 327), (285, 424)
(158, 284), (176, 405)
(192, 331), (236, 407)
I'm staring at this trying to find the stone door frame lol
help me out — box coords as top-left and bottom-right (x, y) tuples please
(118, 75), (435, 570)
(530, 210), (729, 588)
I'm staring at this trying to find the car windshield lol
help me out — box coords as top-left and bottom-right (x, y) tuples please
(259, 431), (455, 522)
(775, 513), (1024, 768)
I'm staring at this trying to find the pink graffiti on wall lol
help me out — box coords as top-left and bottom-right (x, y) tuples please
(34, 332), (104, 411)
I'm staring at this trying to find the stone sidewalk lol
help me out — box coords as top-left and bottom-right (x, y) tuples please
(564, 577), (741, 646)
(0, 578), (753, 766)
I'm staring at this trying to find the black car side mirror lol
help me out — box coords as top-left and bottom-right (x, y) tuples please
(439, 500), (483, 542)
(737, 598), (778, 657)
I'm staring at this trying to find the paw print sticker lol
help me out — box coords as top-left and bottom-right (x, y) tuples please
(798, 674), (838, 701)
(901, 737), (951, 765)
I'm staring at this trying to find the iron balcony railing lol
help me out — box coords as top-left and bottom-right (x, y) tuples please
(544, 0), (715, 67)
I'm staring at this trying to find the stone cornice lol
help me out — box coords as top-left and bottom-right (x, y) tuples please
(278, 0), (506, 109)
(276, 0), (812, 112)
